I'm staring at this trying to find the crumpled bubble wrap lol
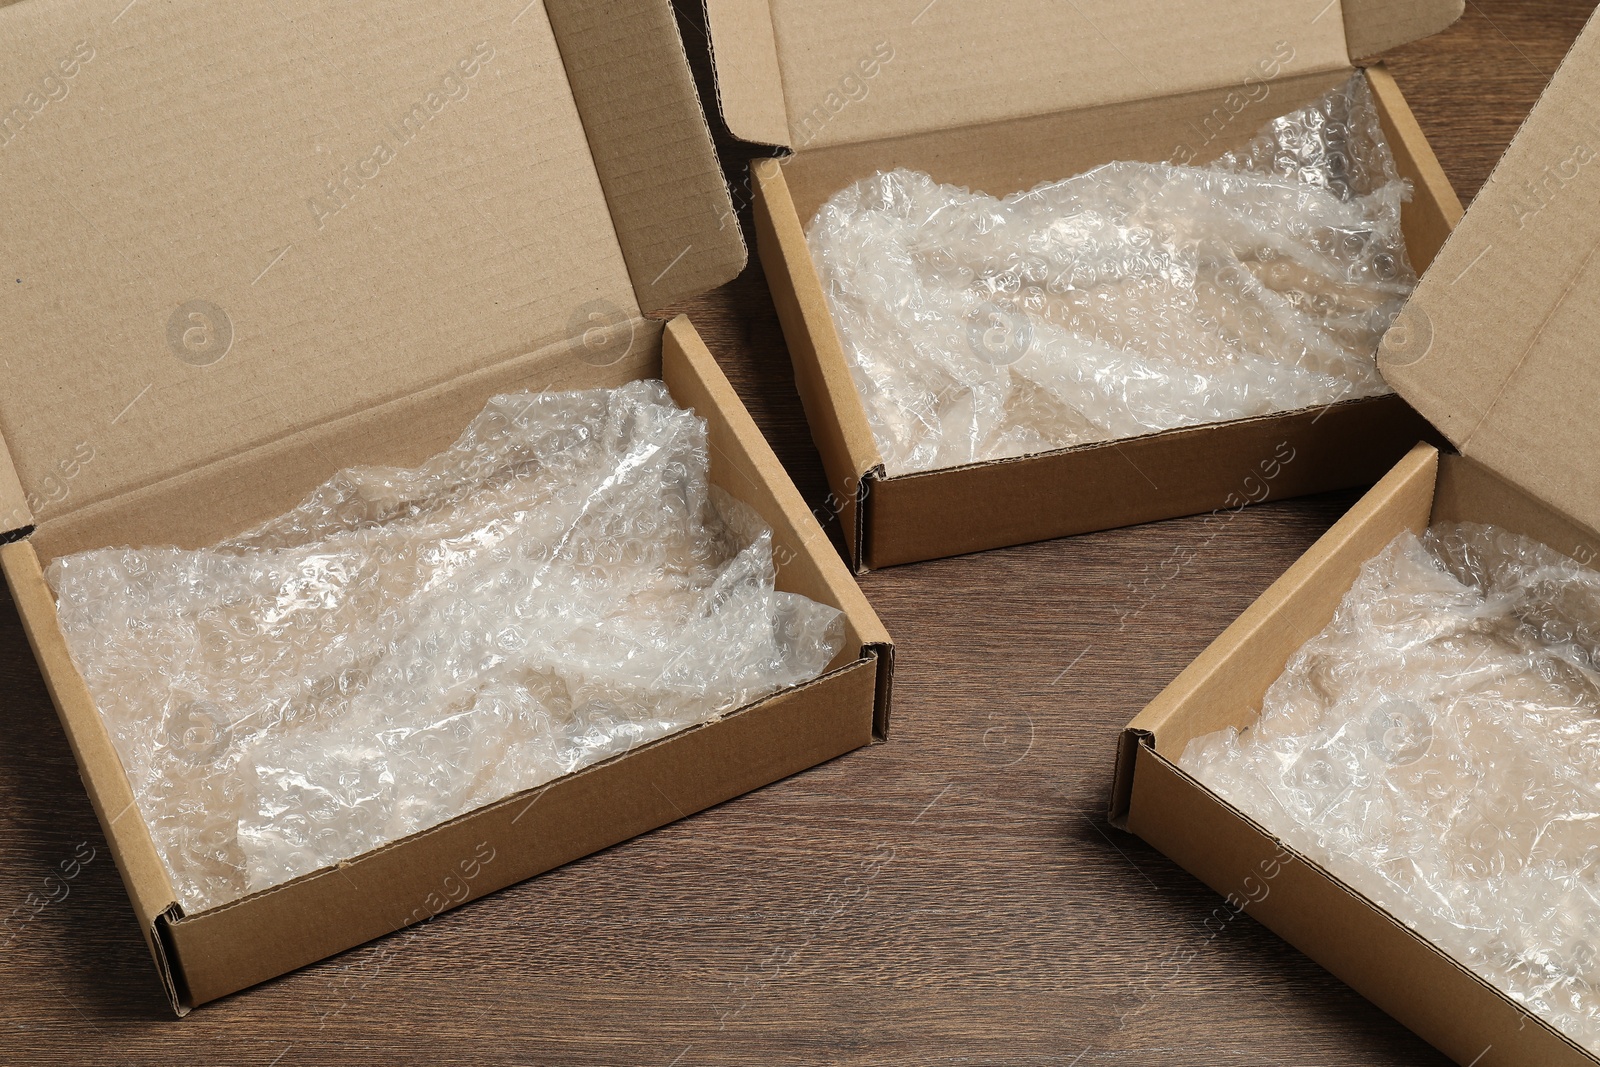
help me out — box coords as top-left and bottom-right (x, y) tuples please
(807, 73), (1415, 475)
(1181, 522), (1600, 1052)
(47, 380), (845, 914)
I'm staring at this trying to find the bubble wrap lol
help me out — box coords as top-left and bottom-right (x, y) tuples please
(807, 73), (1415, 475)
(1182, 523), (1600, 1052)
(47, 381), (845, 914)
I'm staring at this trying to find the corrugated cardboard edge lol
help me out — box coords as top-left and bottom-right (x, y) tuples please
(862, 396), (1437, 570)
(1109, 442), (1440, 828)
(751, 157), (885, 573)
(1343, 0), (1464, 62)
(0, 540), (186, 1014)
(0, 429), (32, 543)
(697, 0), (788, 148)
(548, 0), (747, 311)
(661, 315), (893, 732)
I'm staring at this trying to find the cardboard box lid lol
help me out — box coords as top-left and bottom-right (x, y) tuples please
(697, 0), (1463, 149)
(0, 0), (744, 541)
(1378, 8), (1600, 538)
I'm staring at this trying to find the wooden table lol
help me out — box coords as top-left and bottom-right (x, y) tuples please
(1, 3), (1591, 1062)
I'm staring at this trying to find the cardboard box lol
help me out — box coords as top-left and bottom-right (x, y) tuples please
(694, 0), (1466, 570)
(0, 0), (892, 1013)
(1114, 12), (1600, 1064)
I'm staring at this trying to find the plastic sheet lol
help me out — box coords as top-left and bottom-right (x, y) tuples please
(1181, 522), (1600, 1053)
(807, 73), (1415, 475)
(47, 381), (845, 914)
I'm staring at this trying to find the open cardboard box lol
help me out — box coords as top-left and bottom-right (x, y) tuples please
(694, 0), (1467, 571)
(0, 0), (891, 1013)
(1114, 12), (1600, 1064)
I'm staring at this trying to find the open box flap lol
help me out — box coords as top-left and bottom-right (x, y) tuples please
(0, 0), (743, 542)
(1379, 9), (1600, 538)
(698, 0), (1462, 149)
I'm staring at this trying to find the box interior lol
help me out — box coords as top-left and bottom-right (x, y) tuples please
(1126, 0), (1600, 897)
(25, 320), (878, 675)
(1116, 446), (1600, 1067)
(1131, 447), (1600, 763)
(3, 313), (893, 1012)
(761, 62), (1465, 502)
(779, 61), (1456, 364)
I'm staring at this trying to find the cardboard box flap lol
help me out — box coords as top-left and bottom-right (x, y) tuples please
(1379, 10), (1600, 537)
(0, 0), (740, 542)
(700, 0), (1461, 150)
(547, 0), (747, 312)
(1342, 0), (1463, 62)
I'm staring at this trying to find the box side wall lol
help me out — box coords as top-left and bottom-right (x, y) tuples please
(1126, 749), (1590, 1067)
(661, 315), (893, 731)
(866, 396), (1433, 570)
(172, 654), (880, 1007)
(1365, 63), (1463, 267)
(751, 158), (884, 571)
(1433, 453), (1600, 566)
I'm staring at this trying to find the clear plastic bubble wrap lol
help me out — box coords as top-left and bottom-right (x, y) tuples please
(807, 73), (1415, 475)
(1182, 522), (1600, 1052)
(47, 380), (845, 914)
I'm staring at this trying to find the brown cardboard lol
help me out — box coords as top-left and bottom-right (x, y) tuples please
(0, 0), (743, 539)
(1378, 12), (1600, 539)
(1117, 14), (1600, 1062)
(0, 0), (892, 1014)
(1116, 447), (1598, 1067)
(1344, 0), (1466, 61)
(741, 51), (1458, 568)
(705, 0), (1461, 150)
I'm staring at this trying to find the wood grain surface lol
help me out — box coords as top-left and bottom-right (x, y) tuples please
(1, 3), (1593, 1064)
